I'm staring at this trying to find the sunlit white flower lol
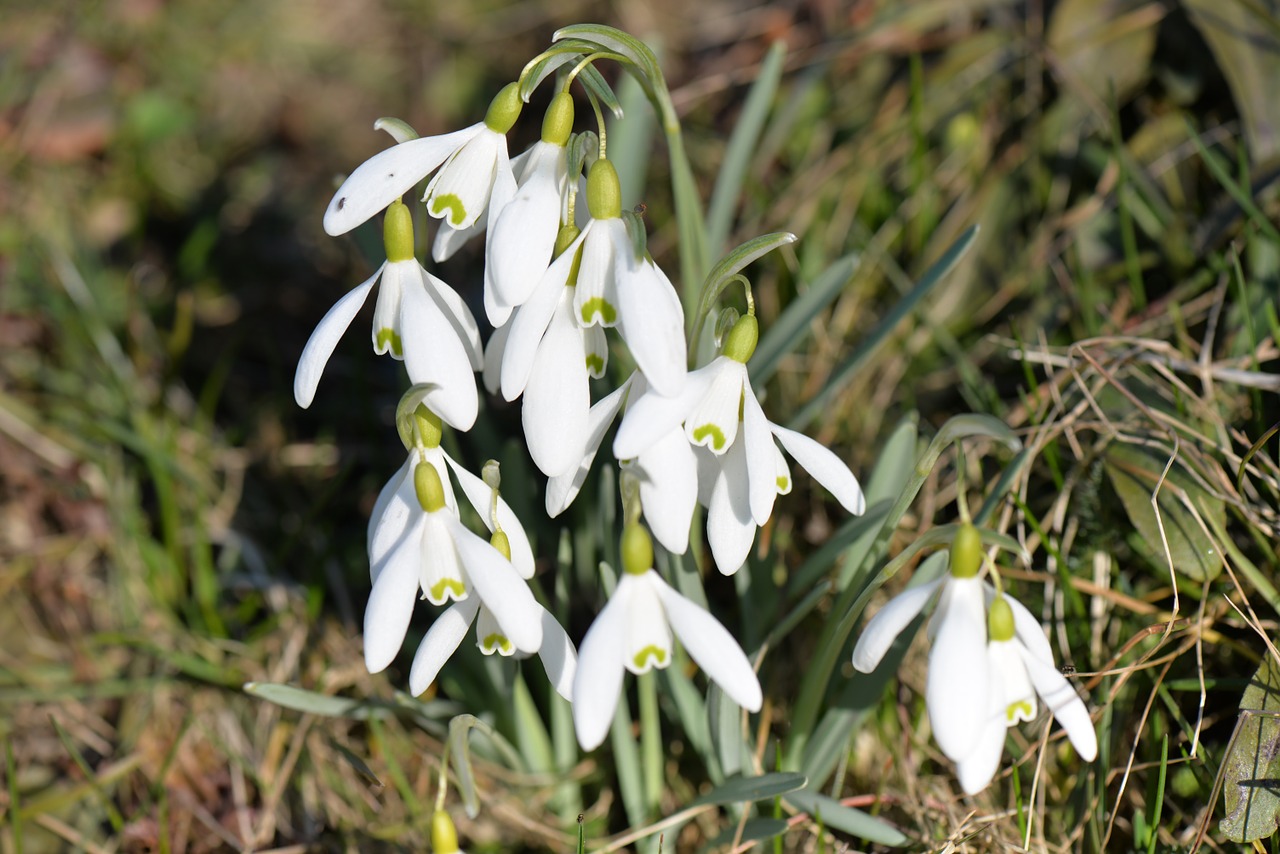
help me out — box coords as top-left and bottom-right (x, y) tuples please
(294, 200), (481, 429)
(573, 524), (761, 751)
(955, 594), (1098, 794)
(322, 84), (524, 238)
(614, 314), (865, 574)
(363, 454), (542, 674)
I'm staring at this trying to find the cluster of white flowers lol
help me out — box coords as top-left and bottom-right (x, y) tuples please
(851, 524), (1097, 794)
(293, 43), (867, 751)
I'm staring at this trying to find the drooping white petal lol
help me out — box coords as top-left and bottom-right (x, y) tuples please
(990, 586), (1055, 667)
(583, 322), (608, 378)
(926, 576), (990, 762)
(323, 125), (484, 236)
(371, 262), (407, 357)
(955, 652), (1008, 795)
(522, 289), (589, 477)
(445, 453), (535, 581)
(424, 129), (503, 231)
(573, 581), (632, 750)
(990, 638), (1036, 723)
(622, 572), (674, 674)
(770, 424), (866, 515)
(685, 360), (747, 454)
(695, 445), (718, 507)
(400, 270), (479, 431)
(446, 516), (543, 653)
(651, 572), (762, 711)
(773, 444), (792, 495)
(422, 269), (483, 370)
(616, 257), (687, 397)
(408, 598), (480, 695)
(294, 266), (382, 408)
(742, 393), (779, 526)
(488, 142), (566, 308)
(369, 450), (455, 583)
(612, 362), (716, 460)
(432, 212), (487, 263)
(1019, 645), (1097, 761)
(633, 428), (697, 554)
(476, 605), (518, 656)
(482, 319), (510, 396)
(850, 576), (945, 673)
(573, 218), (623, 328)
(500, 237), (584, 399)
(546, 379), (630, 517)
(419, 513), (468, 605)
(364, 515), (427, 673)
(537, 607), (578, 702)
(705, 438), (757, 575)
(368, 456), (412, 571)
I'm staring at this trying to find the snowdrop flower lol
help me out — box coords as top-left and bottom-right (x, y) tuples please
(322, 83), (523, 237)
(363, 454), (542, 674)
(614, 314), (865, 574)
(544, 373), (698, 555)
(851, 524), (990, 763)
(955, 594), (1098, 794)
(572, 523), (762, 751)
(495, 223), (608, 477)
(294, 200), (481, 429)
(431, 810), (464, 854)
(485, 91), (573, 317)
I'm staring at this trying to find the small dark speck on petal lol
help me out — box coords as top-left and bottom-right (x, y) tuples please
(336, 197), (346, 210)
(387, 172), (395, 178)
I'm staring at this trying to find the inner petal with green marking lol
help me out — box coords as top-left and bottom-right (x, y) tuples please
(430, 193), (467, 227)
(481, 634), (513, 655)
(692, 423), (726, 451)
(585, 353), (605, 374)
(1005, 700), (1033, 722)
(580, 297), (617, 325)
(632, 645), (668, 671)
(376, 328), (403, 357)
(428, 577), (467, 602)
(776, 475), (790, 491)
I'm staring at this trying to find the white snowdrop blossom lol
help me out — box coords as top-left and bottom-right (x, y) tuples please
(614, 314), (865, 574)
(294, 200), (482, 430)
(363, 449), (542, 674)
(955, 594), (1098, 794)
(572, 523), (762, 751)
(322, 83), (524, 238)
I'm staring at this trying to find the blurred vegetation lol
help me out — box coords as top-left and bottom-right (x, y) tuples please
(2, 0), (1279, 851)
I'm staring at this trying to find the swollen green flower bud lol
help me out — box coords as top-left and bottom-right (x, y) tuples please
(491, 529), (512, 561)
(621, 522), (653, 576)
(987, 595), (1015, 642)
(414, 406), (443, 449)
(587, 159), (622, 220)
(383, 200), (414, 263)
(542, 91), (574, 146)
(483, 82), (523, 134)
(431, 809), (460, 853)
(950, 523), (982, 579)
(414, 462), (447, 513)
(722, 315), (759, 364)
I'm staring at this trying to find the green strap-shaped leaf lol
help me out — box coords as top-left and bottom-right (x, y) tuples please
(689, 771), (807, 807)
(1221, 655), (1280, 842)
(244, 682), (390, 720)
(785, 788), (908, 846)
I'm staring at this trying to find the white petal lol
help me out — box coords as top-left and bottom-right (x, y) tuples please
(705, 440), (756, 575)
(364, 515), (426, 672)
(487, 144), (566, 308)
(523, 291), (590, 477)
(955, 650), (1008, 795)
(446, 516), (543, 653)
(499, 237), (584, 399)
(421, 514), (468, 605)
(477, 605), (518, 656)
(431, 213), (487, 263)
(773, 444), (792, 495)
(742, 394), (779, 526)
(294, 266), (381, 408)
(616, 258), (687, 397)
(583, 323), (608, 378)
(622, 572), (673, 674)
(537, 608), (579, 702)
(573, 218), (622, 327)
(685, 361), (747, 454)
(990, 638), (1036, 723)
(546, 379), (630, 516)
(850, 577), (945, 673)
(369, 453), (455, 584)
(371, 262), (406, 356)
(482, 317), (509, 396)
(368, 455), (412, 576)
(1019, 645), (1097, 761)
(425, 130), (503, 231)
(422, 269), (483, 370)
(408, 599), (480, 695)
(651, 573), (762, 711)
(573, 582), (631, 750)
(612, 362), (715, 460)
(634, 428), (697, 554)
(926, 577), (990, 762)
(323, 126), (483, 235)
(400, 269), (479, 430)
(445, 453), (535, 581)
(770, 424), (866, 515)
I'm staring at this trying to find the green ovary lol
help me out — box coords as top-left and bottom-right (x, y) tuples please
(481, 634), (513, 655)
(692, 424), (726, 451)
(376, 328), (403, 357)
(431, 193), (467, 226)
(1006, 700), (1033, 722)
(579, 297), (617, 325)
(428, 578), (466, 602)
(632, 645), (668, 670)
